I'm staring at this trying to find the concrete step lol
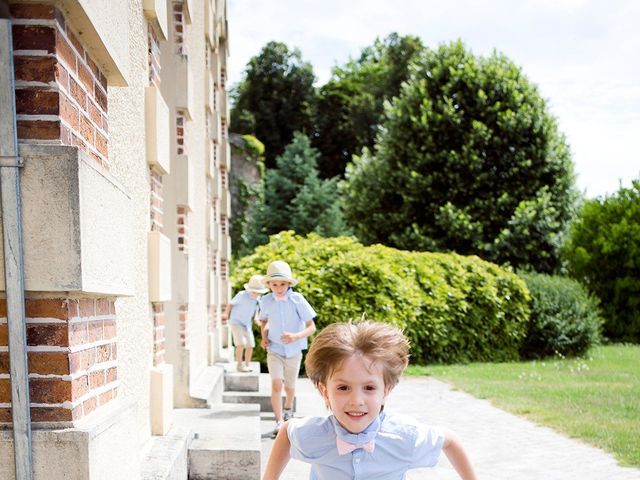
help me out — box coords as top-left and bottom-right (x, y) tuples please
(218, 361), (261, 392)
(223, 373), (296, 412)
(173, 404), (261, 480)
(140, 426), (192, 480)
(190, 365), (225, 407)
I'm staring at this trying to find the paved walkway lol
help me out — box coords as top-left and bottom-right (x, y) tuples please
(260, 376), (640, 479)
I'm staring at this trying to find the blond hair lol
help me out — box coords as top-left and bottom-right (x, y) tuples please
(305, 321), (410, 389)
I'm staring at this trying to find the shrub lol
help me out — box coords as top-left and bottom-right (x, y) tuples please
(232, 231), (530, 364)
(518, 272), (602, 358)
(562, 180), (640, 342)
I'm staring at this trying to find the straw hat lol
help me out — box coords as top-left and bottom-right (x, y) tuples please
(263, 260), (298, 287)
(244, 275), (269, 293)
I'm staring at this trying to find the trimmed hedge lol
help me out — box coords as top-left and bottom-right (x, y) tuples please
(232, 232), (530, 364)
(518, 271), (602, 359)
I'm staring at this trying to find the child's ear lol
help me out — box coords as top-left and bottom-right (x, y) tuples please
(318, 383), (330, 408)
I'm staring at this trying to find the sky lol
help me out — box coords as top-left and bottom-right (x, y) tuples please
(227, 0), (640, 199)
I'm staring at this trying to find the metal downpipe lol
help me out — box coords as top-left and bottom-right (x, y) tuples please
(0, 14), (34, 480)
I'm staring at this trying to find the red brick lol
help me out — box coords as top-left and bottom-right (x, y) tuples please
(0, 324), (7, 346)
(106, 367), (117, 383)
(56, 61), (69, 92)
(88, 100), (101, 125)
(30, 377), (71, 403)
(55, 30), (77, 73)
(0, 407), (11, 422)
(60, 93), (79, 130)
(94, 83), (107, 111)
(89, 370), (104, 389)
(87, 320), (103, 342)
(77, 62), (93, 93)
(71, 133), (86, 149)
(79, 114), (95, 144)
(12, 25), (55, 52)
(96, 344), (110, 363)
(28, 351), (70, 375)
(69, 321), (87, 346)
(0, 300), (6, 317)
(0, 379), (10, 402)
(0, 352), (8, 373)
(82, 396), (97, 416)
(98, 387), (115, 406)
(10, 4), (56, 19)
(15, 89), (59, 115)
(69, 76), (86, 110)
(60, 123), (71, 145)
(79, 299), (95, 318)
(26, 323), (68, 347)
(25, 299), (71, 320)
(103, 320), (116, 340)
(95, 131), (108, 156)
(72, 375), (89, 399)
(17, 119), (60, 140)
(65, 27), (84, 58)
(30, 406), (74, 422)
(13, 56), (57, 83)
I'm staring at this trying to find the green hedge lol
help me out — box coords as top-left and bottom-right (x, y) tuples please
(233, 232), (530, 364)
(518, 271), (602, 358)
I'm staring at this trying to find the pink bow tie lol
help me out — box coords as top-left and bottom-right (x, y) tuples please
(336, 437), (375, 455)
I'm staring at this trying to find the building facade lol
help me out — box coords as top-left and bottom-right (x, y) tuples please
(0, 0), (232, 478)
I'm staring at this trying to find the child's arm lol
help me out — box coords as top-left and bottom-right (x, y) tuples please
(281, 319), (316, 344)
(260, 319), (270, 348)
(262, 421), (291, 480)
(442, 429), (478, 480)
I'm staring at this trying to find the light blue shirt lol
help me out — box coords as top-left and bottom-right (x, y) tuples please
(259, 290), (316, 358)
(287, 412), (444, 480)
(229, 290), (259, 329)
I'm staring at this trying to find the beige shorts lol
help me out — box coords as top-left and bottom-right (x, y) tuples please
(230, 324), (255, 348)
(267, 352), (302, 389)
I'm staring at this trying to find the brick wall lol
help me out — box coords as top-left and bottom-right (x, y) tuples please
(177, 304), (188, 347)
(0, 298), (117, 423)
(152, 303), (165, 366)
(176, 206), (189, 253)
(11, 3), (109, 169)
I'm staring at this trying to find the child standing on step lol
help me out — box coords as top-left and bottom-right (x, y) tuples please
(259, 260), (316, 437)
(262, 321), (478, 480)
(222, 274), (268, 373)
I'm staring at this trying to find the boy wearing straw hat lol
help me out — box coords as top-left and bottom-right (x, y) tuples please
(222, 274), (268, 373)
(259, 260), (316, 437)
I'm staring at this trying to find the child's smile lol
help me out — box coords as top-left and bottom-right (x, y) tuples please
(319, 354), (390, 434)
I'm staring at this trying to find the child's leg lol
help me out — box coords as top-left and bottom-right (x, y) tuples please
(230, 325), (246, 370)
(244, 347), (253, 365)
(283, 354), (302, 411)
(267, 353), (285, 423)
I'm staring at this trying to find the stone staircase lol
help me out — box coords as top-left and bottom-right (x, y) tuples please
(141, 361), (283, 480)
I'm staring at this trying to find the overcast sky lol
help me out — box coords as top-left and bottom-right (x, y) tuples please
(227, 0), (640, 199)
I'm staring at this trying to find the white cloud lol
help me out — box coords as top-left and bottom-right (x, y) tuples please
(227, 0), (640, 198)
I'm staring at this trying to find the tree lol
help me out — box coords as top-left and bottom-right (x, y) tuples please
(313, 33), (424, 178)
(341, 40), (578, 273)
(562, 180), (640, 342)
(243, 133), (347, 251)
(230, 41), (316, 168)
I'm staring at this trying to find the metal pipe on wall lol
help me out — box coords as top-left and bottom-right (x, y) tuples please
(0, 15), (34, 480)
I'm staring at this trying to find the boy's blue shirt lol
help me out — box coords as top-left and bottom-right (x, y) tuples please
(259, 289), (316, 358)
(287, 412), (444, 480)
(228, 290), (259, 329)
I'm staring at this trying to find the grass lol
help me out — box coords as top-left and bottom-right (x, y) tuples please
(405, 344), (640, 467)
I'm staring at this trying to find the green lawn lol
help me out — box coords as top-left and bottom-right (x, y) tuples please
(406, 344), (640, 467)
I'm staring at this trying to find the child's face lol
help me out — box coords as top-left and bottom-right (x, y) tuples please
(267, 280), (290, 296)
(318, 354), (390, 434)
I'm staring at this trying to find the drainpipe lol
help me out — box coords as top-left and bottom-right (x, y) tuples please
(0, 15), (34, 480)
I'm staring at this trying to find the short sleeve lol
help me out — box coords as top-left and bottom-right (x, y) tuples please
(230, 291), (243, 306)
(291, 293), (316, 322)
(410, 424), (445, 468)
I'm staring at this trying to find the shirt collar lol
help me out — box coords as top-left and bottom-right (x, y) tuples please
(331, 412), (382, 445)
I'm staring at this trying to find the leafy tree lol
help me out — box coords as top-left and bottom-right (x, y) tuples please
(244, 133), (347, 250)
(230, 41), (316, 167)
(313, 33), (424, 178)
(341, 40), (578, 273)
(562, 180), (640, 342)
